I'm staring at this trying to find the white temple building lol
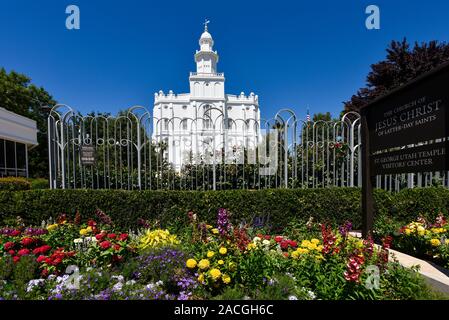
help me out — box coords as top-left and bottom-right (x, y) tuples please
(152, 22), (261, 170)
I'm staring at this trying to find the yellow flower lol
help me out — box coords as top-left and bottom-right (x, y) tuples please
(228, 262), (236, 272)
(301, 240), (311, 248)
(86, 226), (92, 233)
(430, 238), (441, 247)
(291, 251), (300, 259)
(79, 228), (88, 236)
(186, 259), (197, 269)
(207, 251), (215, 258)
(211, 228), (219, 234)
(404, 228), (411, 235)
(209, 268), (221, 281)
(296, 248), (309, 254)
(311, 238), (320, 245)
(222, 274), (231, 284)
(247, 243), (256, 250)
(219, 247), (227, 255)
(316, 245), (324, 252)
(47, 224), (58, 231)
(198, 259), (210, 270)
(198, 273), (205, 283)
(206, 224), (213, 229)
(138, 229), (180, 251)
(218, 259), (224, 265)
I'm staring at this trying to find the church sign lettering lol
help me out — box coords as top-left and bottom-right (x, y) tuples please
(360, 62), (449, 238)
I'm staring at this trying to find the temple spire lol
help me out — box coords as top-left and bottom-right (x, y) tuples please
(204, 18), (210, 32)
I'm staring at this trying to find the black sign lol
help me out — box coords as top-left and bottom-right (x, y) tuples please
(360, 62), (449, 238)
(366, 67), (449, 153)
(370, 141), (449, 175)
(81, 145), (96, 165)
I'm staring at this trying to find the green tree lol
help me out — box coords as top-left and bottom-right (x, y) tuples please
(0, 68), (56, 177)
(344, 39), (449, 112)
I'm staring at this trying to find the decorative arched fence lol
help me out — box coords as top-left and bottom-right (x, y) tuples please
(47, 105), (448, 191)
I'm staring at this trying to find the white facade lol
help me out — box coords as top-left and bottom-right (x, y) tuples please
(152, 23), (260, 170)
(0, 107), (38, 177)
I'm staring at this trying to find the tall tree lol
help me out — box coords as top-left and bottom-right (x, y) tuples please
(344, 39), (449, 113)
(0, 68), (56, 177)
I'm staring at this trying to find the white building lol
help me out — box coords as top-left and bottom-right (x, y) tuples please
(0, 107), (38, 177)
(152, 22), (261, 170)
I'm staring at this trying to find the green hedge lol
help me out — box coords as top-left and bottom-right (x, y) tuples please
(0, 177), (31, 191)
(0, 187), (448, 230)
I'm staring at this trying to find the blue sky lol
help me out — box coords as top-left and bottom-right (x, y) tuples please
(1, 0), (449, 119)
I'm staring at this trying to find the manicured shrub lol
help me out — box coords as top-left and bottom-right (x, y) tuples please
(0, 177), (31, 191)
(0, 187), (448, 231)
(28, 178), (49, 190)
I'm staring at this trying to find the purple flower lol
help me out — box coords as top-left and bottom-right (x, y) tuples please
(217, 208), (231, 237)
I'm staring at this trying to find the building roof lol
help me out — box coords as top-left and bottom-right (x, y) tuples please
(0, 107), (38, 146)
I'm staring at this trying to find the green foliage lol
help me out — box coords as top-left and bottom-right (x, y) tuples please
(0, 68), (56, 178)
(29, 178), (49, 190)
(1, 187), (448, 231)
(0, 177), (31, 191)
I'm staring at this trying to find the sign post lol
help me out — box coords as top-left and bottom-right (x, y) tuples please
(360, 62), (449, 238)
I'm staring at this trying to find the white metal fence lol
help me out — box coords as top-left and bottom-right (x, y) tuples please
(47, 104), (448, 191)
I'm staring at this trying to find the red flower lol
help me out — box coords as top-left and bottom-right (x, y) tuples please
(96, 233), (106, 241)
(283, 252), (289, 258)
(13, 256), (20, 263)
(118, 233), (128, 241)
(41, 269), (49, 277)
(264, 235), (271, 240)
(107, 233), (116, 239)
(4, 241), (15, 251)
(44, 257), (53, 264)
(113, 244), (121, 251)
(274, 236), (283, 243)
(280, 240), (289, 250)
(52, 258), (63, 265)
(87, 219), (97, 227)
(100, 240), (112, 250)
(36, 255), (47, 263)
(112, 255), (123, 262)
(289, 240), (298, 248)
(8, 250), (15, 255)
(17, 248), (30, 256)
(10, 230), (21, 237)
(21, 237), (34, 247)
(33, 245), (51, 255)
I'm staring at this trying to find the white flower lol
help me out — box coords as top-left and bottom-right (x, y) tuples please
(307, 290), (316, 300)
(112, 275), (124, 283)
(26, 279), (45, 292)
(73, 238), (83, 244)
(288, 295), (298, 300)
(253, 236), (261, 242)
(155, 280), (163, 287)
(126, 280), (136, 286)
(112, 282), (123, 292)
(262, 239), (270, 246)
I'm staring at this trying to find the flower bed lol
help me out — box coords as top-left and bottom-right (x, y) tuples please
(382, 213), (449, 269)
(0, 209), (443, 300)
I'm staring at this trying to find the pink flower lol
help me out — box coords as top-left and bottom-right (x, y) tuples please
(100, 241), (112, 250)
(21, 237), (34, 247)
(3, 241), (15, 251)
(17, 248), (30, 256)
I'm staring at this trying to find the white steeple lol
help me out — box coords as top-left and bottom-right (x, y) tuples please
(195, 19), (219, 74)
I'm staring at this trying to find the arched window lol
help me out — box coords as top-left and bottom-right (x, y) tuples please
(203, 105), (212, 129)
(181, 118), (188, 130)
(163, 119), (169, 131)
(227, 118), (234, 130)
